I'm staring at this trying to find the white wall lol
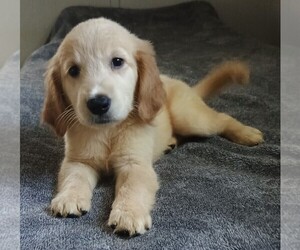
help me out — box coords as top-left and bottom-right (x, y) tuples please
(21, 0), (113, 65)
(0, 0), (20, 68)
(21, 0), (279, 65)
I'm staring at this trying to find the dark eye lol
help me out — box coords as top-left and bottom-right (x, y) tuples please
(68, 65), (80, 77)
(111, 58), (124, 69)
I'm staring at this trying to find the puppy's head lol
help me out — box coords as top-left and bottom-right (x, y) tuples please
(42, 18), (165, 136)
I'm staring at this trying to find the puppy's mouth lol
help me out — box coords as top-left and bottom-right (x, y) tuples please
(90, 114), (116, 124)
(75, 111), (118, 127)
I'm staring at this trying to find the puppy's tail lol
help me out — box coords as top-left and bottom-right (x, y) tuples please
(193, 61), (250, 100)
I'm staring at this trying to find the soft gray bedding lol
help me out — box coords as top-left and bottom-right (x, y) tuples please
(20, 2), (280, 249)
(0, 51), (20, 250)
(281, 45), (300, 249)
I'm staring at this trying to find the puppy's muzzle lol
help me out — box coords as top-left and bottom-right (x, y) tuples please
(87, 95), (111, 115)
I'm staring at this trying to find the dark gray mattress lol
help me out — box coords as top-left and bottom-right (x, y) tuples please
(20, 2), (280, 249)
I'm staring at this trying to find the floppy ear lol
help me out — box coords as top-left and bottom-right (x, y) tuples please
(42, 56), (69, 137)
(135, 42), (166, 123)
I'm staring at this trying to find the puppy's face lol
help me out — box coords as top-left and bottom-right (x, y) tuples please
(56, 19), (139, 126)
(42, 18), (165, 136)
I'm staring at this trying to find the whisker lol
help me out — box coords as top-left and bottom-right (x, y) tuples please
(52, 104), (80, 132)
(67, 114), (77, 125)
(69, 119), (80, 131)
(60, 109), (73, 121)
(65, 113), (77, 127)
(56, 105), (74, 125)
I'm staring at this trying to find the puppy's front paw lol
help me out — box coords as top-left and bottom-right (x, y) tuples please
(50, 191), (91, 218)
(235, 126), (264, 146)
(108, 205), (152, 237)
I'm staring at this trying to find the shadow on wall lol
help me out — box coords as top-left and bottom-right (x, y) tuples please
(208, 0), (280, 46)
(20, 0), (279, 66)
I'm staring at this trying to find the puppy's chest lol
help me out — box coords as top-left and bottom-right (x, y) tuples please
(65, 130), (122, 172)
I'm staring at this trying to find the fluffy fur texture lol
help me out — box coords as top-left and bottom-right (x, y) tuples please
(42, 17), (263, 237)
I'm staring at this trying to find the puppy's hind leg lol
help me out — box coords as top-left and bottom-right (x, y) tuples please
(164, 136), (177, 154)
(168, 81), (263, 146)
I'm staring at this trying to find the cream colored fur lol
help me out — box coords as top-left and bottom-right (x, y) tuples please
(42, 18), (263, 236)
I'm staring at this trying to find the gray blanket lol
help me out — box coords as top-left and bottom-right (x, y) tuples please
(0, 51), (20, 250)
(20, 2), (280, 249)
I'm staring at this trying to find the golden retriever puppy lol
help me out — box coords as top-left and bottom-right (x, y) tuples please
(42, 17), (263, 236)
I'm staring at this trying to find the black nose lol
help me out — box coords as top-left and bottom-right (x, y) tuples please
(87, 95), (111, 115)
